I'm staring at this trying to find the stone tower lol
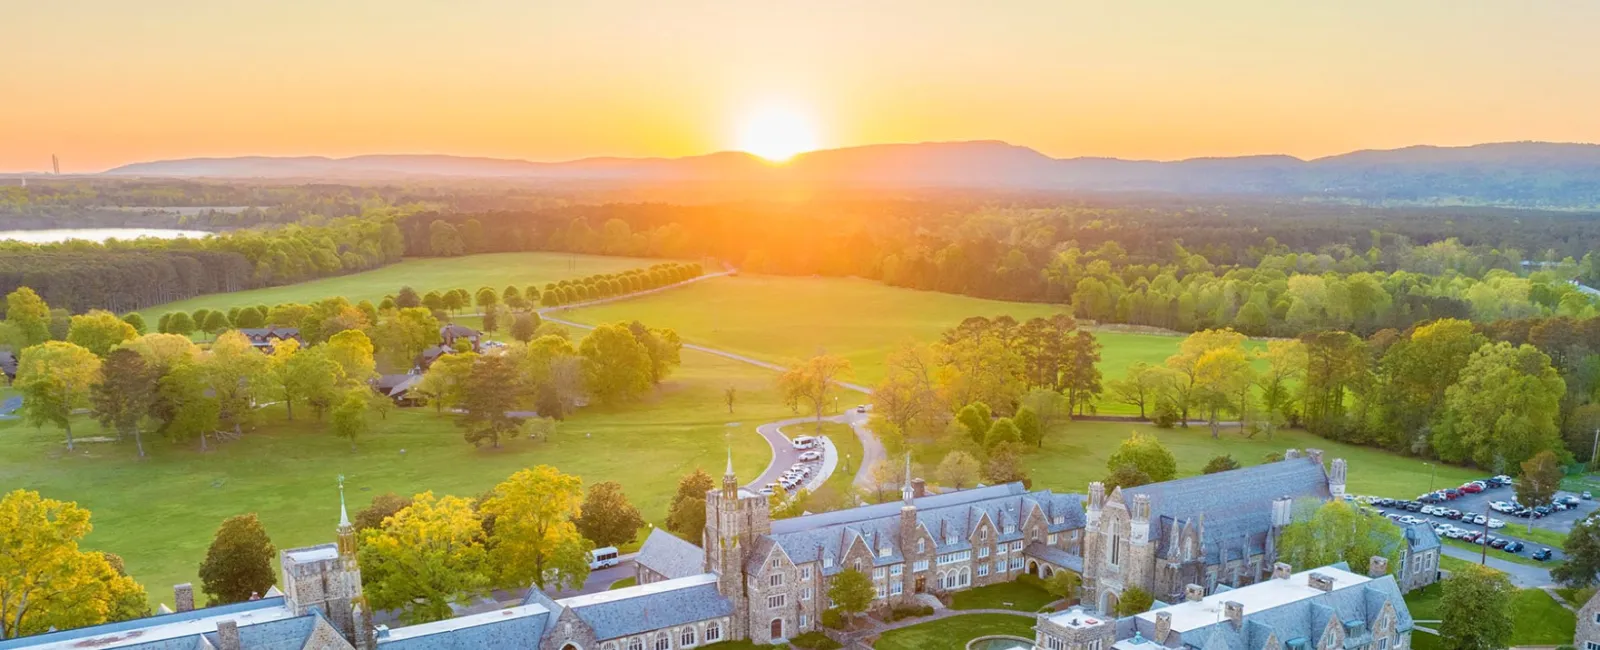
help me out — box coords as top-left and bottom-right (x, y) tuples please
(704, 450), (767, 640)
(281, 477), (365, 644)
(1127, 493), (1155, 592)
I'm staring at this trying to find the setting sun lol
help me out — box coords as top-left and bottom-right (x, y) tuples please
(736, 107), (819, 162)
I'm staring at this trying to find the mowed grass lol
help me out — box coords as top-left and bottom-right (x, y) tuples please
(1404, 583), (1573, 648)
(558, 273), (1258, 412)
(0, 349), (793, 608)
(1011, 420), (1483, 500)
(134, 252), (663, 322)
(873, 613), (1037, 650)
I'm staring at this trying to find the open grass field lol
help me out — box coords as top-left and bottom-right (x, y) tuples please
(1003, 420), (1483, 500)
(558, 273), (1264, 413)
(1405, 583), (1574, 649)
(873, 613), (1037, 650)
(133, 252), (663, 322)
(0, 348), (794, 608)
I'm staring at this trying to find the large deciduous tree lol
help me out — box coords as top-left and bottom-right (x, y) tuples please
(65, 310), (137, 357)
(479, 466), (591, 591)
(198, 514), (277, 605)
(1165, 329), (1248, 426)
(666, 470), (713, 543)
(89, 348), (157, 458)
(778, 354), (853, 433)
(580, 323), (654, 404)
(935, 450), (981, 489)
(459, 355), (522, 448)
(827, 569), (875, 620)
(325, 329), (377, 385)
(1255, 339), (1307, 437)
(1277, 501), (1402, 572)
(332, 391), (370, 451)
(573, 481), (645, 549)
(628, 321), (683, 384)
(0, 490), (148, 639)
(4, 287), (53, 347)
(1554, 518), (1600, 588)
(1434, 342), (1566, 470)
(1437, 564), (1513, 650)
(16, 341), (102, 451)
(1105, 431), (1177, 483)
(359, 492), (489, 625)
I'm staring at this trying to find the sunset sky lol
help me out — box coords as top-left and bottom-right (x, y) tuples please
(6, 1), (1599, 172)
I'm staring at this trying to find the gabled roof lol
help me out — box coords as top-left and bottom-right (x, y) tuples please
(378, 604), (549, 649)
(636, 528), (704, 580)
(1125, 457), (1331, 563)
(1399, 522), (1440, 552)
(554, 574), (733, 641)
(0, 597), (297, 650)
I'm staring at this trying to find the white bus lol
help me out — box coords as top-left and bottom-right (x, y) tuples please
(588, 546), (620, 569)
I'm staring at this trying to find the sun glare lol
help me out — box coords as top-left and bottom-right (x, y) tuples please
(736, 108), (819, 162)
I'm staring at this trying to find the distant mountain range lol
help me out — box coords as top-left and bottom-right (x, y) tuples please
(104, 141), (1600, 207)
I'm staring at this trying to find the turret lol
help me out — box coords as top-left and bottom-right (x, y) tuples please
(1087, 481), (1105, 529)
(1328, 458), (1347, 500)
(1130, 494), (1151, 545)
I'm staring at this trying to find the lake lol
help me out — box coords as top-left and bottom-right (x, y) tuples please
(0, 228), (212, 244)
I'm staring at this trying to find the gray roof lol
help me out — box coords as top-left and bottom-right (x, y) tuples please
(637, 529), (704, 580)
(0, 597), (296, 650)
(1025, 542), (1084, 573)
(378, 607), (549, 650)
(1124, 570), (1413, 650)
(562, 576), (733, 641)
(755, 483), (1084, 574)
(1125, 457), (1331, 565)
(1400, 522), (1440, 552)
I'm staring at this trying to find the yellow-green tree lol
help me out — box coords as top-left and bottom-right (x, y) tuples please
(777, 354), (853, 434)
(1165, 329), (1247, 426)
(203, 331), (268, 436)
(0, 490), (148, 639)
(1255, 339), (1307, 437)
(16, 341), (102, 451)
(119, 332), (199, 370)
(1278, 500), (1401, 572)
(579, 323), (653, 404)
(325, 329), (377, 385)
(4, 287), (52, 347)
(415, 351), (476, 412)
(1434, 342), (1566, 470)
(1105, 431), (1177, 483)
(1194, 345), (1254, 438)
(479, 466), (592, 591)
(332, 391), (370, 451)
(358, 492), (489, 625)
(65, 310), (137, 358)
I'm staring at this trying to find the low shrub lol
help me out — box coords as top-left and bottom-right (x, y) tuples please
(790, 631), (842, 649)
(820, 607), (845, 630)
(883, 603), (934, 622)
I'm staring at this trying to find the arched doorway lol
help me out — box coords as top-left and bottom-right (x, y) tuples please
(1027, 561), (1040, 576)
(770, 618), (784, 640)
(1100, 590), (1120, 616)
(1042, 566), (1055, 579)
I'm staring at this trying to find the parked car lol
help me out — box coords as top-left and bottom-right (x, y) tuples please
(1406, 502), (1424, 512)
(1445, 510), (1463, 520)
(1487, 518), (1505, 528)
(1583, 491), (1592, 500)
(1459, 483), (1483, 494)
(855, 405), (867, 413)
(1532, 548), (1554, 561)
(1503, 541), (1525, 553)
(1444, 488), (1461, 499)
(798, 451), (823, 462)
(1490, 538), (1510, 549)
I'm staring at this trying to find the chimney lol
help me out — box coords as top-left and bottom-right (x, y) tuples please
(912, 478), (926, 498)
(1154, 611), (1172, 643)
(216, 620), (241, 650)
(1306, 448), (1324, 465)
(1184, 583), (1205, 602)
(1368, 556), (1389, 578)
(1284, 449), (1301, 460)
(174, 583), (195, 612)
(1307, 572), (1335, 592)
(1271, 496), (1292, 528)
(1272, 562), (1292, 580)
(1223, 601), (1244, 629)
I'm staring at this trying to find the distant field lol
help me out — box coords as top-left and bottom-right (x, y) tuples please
(558, 273), (1262, 412)
(0, 348), (791, 608)
(135, 252), (662, 321)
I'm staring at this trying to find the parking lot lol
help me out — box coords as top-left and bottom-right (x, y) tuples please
(1357, 476), (1599, 562)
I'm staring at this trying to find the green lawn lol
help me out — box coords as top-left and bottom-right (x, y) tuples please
(1510, 524), (1569, 549)
(1002, 420), (1481, 500)
(949, 580), (1056, 611)
(874, 613), (1037, 650)
(608, 578), (637, 590)
(1439, 538), (1556, 568)
(1405, 582), (1574, 647)
(0, 348), (793, 608)
(558, 273), (1247, 413)
(134, 252), (663, 322)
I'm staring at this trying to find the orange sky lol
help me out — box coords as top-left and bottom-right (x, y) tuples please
(5, 1), (1599, 172)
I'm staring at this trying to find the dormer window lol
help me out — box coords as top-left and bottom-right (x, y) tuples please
(978, 528), (987, 542)
(1004, 523), (1016, 534)
(1053, 515), (1064, 524)
(853, 559), (863, 572)
(917, 539), (925, 553)
(878, 546), (890, 558)
(823, 556), (833, 568)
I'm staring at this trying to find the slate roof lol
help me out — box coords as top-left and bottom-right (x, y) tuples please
(637, 528), (704, 580)
(755, 483), (1085, 574)
(1025, 542), (1085, 573)
(555, 574), (733, 641)
(440, 324), (481, 339)
(0, 597), (298, 650)
(372, 374), (421, 398)
(1124, 457), (1331, 565)
(1119, 565), (1412, 650)
(1400, 522), (1440, 552)
(378, 604), (550, 650)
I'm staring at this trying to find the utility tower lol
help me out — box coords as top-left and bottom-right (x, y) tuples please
(51, 155), (60, 175)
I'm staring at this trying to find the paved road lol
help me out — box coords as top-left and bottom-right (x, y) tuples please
(1439, 545), (1552, 588)
(0, 395), (21, 419)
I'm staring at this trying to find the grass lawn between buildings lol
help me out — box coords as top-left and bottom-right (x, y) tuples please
(1404, 583), (1574, 648)
(949, 580), (1057, 612)
(873, 613), (1038, 650)
(0, 348), (793, 608)
(133, 252), (665, 323)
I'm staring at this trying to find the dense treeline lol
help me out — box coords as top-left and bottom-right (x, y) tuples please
(0, 218), (405, 314)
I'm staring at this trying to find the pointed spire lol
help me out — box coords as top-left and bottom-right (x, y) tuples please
(338, 474), (351, 528)
(725, 446), (735, 477)
(901, 452), (915, 504)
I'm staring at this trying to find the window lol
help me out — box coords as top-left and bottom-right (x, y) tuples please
(878, 546), (890, 558)
(873, 567), (885, 580)
(891, 582), (903, 595)
(680, 628), (697, 646)
(823, 556), (833, 568)
(1005, 523), (1016, 534)
(655, 636), (670, 650)
(853, 559), (862, 572)
(1054, 515), (1065, 524)
(945, 534), (955, 545)
(1110, 534), (1121, 566)
(876, 584), (887, 598)
(1048, 533), (1058, 545)
(914, 560), (929, 571)
(1010, 557), (1024, 570)
(801, 566), (812, 580)
(1088, 641), (1101, 650)
(800, 613), (809, 629)
(1011, 541), (1022, 551)
(706, 623), (721, 642)
(1378, 639), (1389, 650)
(1047, 636), (1065, 650)
(890, 565), (903, 577)
(770, 573), (784, 587)
(802, 587), (813, 601)
(978, 528), (988, 542)
(978, 564), (989, 577)
(917, 539), (926, 553)
(979, 546), (990, 558)
(1586, 643), (1600, 650)
(628, 639), (643, 650)
(768, 594), (786, 608)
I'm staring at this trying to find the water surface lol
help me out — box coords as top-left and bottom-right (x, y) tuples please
(0, 228), (211, 244)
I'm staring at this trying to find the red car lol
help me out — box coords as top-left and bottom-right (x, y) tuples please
(1459, 483), (1483, 494)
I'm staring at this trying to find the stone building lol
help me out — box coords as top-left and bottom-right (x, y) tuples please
(1393, 523), (1440, 593)
(635, 528), (705, 585)
(1033, 562), (1414, 650)
(1082, 450), (1343, 613)
(1576, 588), (1600, 650)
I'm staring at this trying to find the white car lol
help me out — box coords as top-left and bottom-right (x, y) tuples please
(798, 451), (823, 462)
(1487, 518), (1505, 528)
(1471, 515), (1487, 525)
